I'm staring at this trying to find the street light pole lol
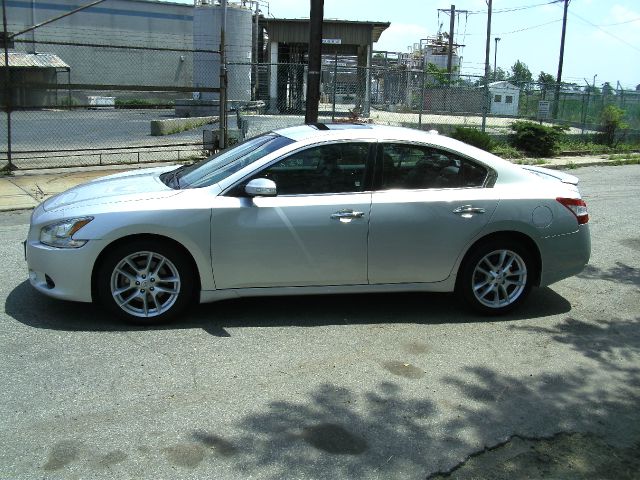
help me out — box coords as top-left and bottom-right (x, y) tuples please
(493, 37), (500, 80)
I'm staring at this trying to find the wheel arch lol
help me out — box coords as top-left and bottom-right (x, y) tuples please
(91, 233), (202, 303)
(457, 231), (542, 288)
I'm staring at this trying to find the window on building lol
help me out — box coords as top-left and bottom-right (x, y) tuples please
(494, 94), (502, 103)
(505, 95), (513, 104)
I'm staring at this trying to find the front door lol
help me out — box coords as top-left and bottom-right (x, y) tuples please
(211, 141), (374, 289)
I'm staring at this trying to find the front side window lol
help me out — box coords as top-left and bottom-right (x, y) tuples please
(380, 144), (488, 190)
(506, 95), (513, 104)
(242, 142), (370, 195)
(494, 94), (502, 103)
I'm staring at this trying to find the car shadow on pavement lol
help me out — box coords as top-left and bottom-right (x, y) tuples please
(6, 280), (572, 335)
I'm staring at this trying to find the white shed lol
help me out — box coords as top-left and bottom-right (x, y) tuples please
(489, 81), (520, 116)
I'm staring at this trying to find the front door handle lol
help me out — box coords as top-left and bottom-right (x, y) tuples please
(330, 209), (365, 220)
(453, 205), (486, 215)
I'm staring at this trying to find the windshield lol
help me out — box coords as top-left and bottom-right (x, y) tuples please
(178, 133), (294, 188)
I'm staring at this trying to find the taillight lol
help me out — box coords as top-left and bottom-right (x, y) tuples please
(557, 197), (589, 224)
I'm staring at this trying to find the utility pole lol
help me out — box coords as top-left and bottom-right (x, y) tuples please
(493, 37), (500, 80)
(305, 0), (323, 124)
(553, 0), (569, 119)
(446, 5), (455, 75)
(481, 0), (492, 132)
(436, 6), (468, 76)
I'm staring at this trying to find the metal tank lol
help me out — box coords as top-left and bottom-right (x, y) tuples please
(193, 1), (253, 103)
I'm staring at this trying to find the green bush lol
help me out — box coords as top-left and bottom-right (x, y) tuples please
(450, 127), (493, 151)
(509, 121), (567, 157)
(599, 105), (628, 146)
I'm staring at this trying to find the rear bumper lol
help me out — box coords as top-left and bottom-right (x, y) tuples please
(539, 224), (591, 287)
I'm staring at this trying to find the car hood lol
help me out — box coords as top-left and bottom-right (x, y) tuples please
(43, 165), (180, 212)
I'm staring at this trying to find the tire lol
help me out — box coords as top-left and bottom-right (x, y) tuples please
(457, 239), (534, 315)
(97, 239), (195, 324)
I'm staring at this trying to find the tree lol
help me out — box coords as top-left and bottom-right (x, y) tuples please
(424, 62), (456, 86)
(602, 82), (614, 96)
(599, 105), (628, 146)
(537, 71), (556, 99)
(509, 60), (533, 88)
(493, 67), (507, 81)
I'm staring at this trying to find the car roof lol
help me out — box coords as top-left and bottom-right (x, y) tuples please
(275, 123), (430, 142)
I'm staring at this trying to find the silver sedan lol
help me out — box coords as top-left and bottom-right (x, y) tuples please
(25, 124), (591, 323)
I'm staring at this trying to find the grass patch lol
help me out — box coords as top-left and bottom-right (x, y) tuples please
(608, 153), (640, 166)
(513, 158), (549, 166)
(0, 162), (16, 176)
(491, 143), (524, 159)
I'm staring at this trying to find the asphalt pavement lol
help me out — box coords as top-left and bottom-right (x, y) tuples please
(0, 165), (638, 479)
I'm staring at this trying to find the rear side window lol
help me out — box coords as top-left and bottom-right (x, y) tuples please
(379, 144), (488, 190)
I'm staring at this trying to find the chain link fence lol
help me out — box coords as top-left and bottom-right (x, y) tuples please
(2, 36), (639, 170)
(1, 36), (219, 170)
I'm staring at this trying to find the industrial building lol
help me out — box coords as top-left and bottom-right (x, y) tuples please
(4, 0), (389, 115)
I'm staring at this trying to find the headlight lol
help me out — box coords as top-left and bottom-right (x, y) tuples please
(40, 217), (93, 248)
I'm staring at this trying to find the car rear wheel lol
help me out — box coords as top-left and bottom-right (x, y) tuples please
(458, 239), (534, 314)
(97, 240), (195, 324)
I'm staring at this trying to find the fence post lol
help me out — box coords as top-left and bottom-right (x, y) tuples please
(418, 70), (424, 128)
(331, 51), (337, 122)
(2, 0), (15, 170)
(580, 92), (586, 135)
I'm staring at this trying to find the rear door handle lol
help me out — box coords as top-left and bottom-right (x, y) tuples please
(330, 209), (365, 220)
(453, 205), (486, 215)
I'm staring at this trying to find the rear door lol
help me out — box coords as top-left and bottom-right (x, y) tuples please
(368, 142), (499, 284)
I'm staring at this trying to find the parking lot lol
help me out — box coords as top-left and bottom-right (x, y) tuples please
(0, 165), (638, 479)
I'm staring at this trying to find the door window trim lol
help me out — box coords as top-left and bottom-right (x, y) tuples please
(372, 142), (497, 192)
(222, 140), (378, 197)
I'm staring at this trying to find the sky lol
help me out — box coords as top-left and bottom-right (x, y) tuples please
(219, 0), (640, 89)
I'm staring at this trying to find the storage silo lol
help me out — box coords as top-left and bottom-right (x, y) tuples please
(193, 1), (253, 106)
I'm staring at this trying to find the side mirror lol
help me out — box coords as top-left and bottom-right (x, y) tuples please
(245, 178), (277, 197)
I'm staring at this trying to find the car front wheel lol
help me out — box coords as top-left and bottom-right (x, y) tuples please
(458, 240), (534, 314)
(97, 240), (195, 323)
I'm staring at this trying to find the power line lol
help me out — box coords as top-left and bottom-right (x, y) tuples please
(565, 8), (640, 53)
(595, 17), (640, 27)
(466, 0), (562, 15)
(464, 19), (562, 36)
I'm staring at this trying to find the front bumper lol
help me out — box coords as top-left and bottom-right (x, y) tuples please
(26, 238), (105, 302)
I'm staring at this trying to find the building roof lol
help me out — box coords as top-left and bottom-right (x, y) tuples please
(0, 52), (70, 69)
(489, 81), (520, 90)
(263, 18), (390, 45)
